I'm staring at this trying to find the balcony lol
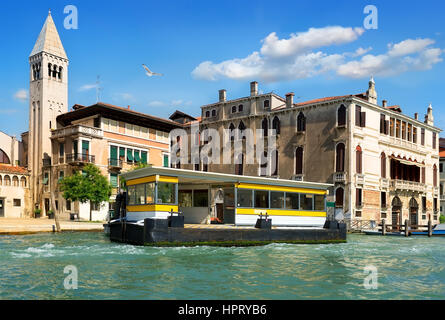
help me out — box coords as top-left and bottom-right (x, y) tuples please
(66, 153), (95, 165)
(390, 179), (427, 193)
(380, 178), (390, 189)
(51, 125), (103, 140)
(381, 136), (426, 154)
(355, 174), (365, 185)
(108, 158), (123, 169)
(334, 172), (347, 183)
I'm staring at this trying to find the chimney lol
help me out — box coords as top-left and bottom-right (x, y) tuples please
(414, 113), (418, 120)
(127, 105), (130, 110)
(286, 92), (294, 108)
(219, 89), (226, 102)
(250, 81), (258, 96)
(382, 100), (387, 108)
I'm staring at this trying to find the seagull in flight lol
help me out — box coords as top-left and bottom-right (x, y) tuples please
(142, 64), (163, 77)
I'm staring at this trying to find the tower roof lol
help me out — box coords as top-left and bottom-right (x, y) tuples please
(30, 11), (67, 59)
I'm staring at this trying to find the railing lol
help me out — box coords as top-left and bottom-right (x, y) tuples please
(108, 158), (123, 168)
(355, 174), (365, 185)
(334, 172), (347, 183)
(291, 174), (304, 181)
(346, 219), (378, 232)
(386, 136), (425, 152)
(51, 125), (103, 139)
(390, 179), (427, 193)
(66, 153), (95, 164)
(380, 178), (389, 189)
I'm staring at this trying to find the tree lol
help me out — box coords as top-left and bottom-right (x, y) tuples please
(60, 164), (112, 221)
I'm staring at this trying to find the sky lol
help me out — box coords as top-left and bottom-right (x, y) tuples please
(1, 0), (445, 138)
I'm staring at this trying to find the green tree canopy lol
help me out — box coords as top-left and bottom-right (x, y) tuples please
(60, 164), (112, 220)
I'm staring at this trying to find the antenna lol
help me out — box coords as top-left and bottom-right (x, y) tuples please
(96, 75), (103, 103)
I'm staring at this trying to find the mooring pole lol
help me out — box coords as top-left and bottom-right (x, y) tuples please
(428, 214), (432, 237)
(404, 219), (409, 237)
(382, 219), (386, 236)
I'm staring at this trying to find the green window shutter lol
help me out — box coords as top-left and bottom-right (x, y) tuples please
(42, 177), (49, 185)
(127, 149), (134, 161)
(141, 152), (148, 164)
(119, 147), (125, 158)
(110, 173), (118, 187)
(110, 146), (118, 159)
(82, 140), (89, 152)
(134, 151), (141, 162)
(163, 155), (169, 167)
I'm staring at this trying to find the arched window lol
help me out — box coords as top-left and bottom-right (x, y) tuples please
(261, 118), (268, 136)
(356, 146), (362, 174)
(0, 175), (2, 186)
(272, 150), (278, 176)
(295, 147), (303, 175)
(232, 106), (237, 113)
(381, 153), (386, 178)
(205, 110), (210, 118)
(297, 112), (306, 132)
(20, 177), (27, 188)
(202, 156), (208, 172)
(0, 149), (10, 164)
(272, 116), (280, 135)
(12, 176), (19, 187)
(48, 63), (52, 77)
(211, 109), (216, 117)
(433, 164), (438, 187)
(264, 100), (270, 109)
(52, 64), (58, 78)
(235, 154), (244, 175)
(336, 143), (345, 172)
(229, 123), (235, 141)
(238, 104), (244, 112)
(260, 151), (268, 176)
(4, 175), (11, 186)
(338, 105), (346, 126)
(238, 121), (246, 140)
(335, 187), (344, 208)
(58, 66), (63, 80)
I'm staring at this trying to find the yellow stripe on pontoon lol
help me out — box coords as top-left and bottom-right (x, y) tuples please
(236, 208), (326, 217)
(236, 183), (327, 195)
(127, 175), (178, 186)
(126, 204), (178, 212)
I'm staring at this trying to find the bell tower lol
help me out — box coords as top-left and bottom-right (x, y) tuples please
(28, 10), (69, 209)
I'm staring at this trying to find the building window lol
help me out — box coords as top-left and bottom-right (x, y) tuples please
(381, 192), (387, 208)
(211, 109), (216, 117)
(235, 154), (244, 175)
(356, 189), (363, 207)
(110, 173), (118, 187)
(20, 177), (27, 187)
(59, 143), (65, 157)
(356, 210), (362, 217)
(229, 123), (235, 141)
(338, 105), (346, 127)
(421, 128), (425, 146)
(413, 127), (417, 144)
(440, 163), (443, 173)
(12, 176), (19, 187)
(271, 150), (278, 176)
(297, 112), (306, 132)
(13, 199), (21, 207)
(0, 148), (10, 164)
(4, 175), (11, 186)
(238, 121), (246, 140)
(434, 198), (438, 213)
(260, 151), (268, 176)
(295, 147), (303, 175)
(335, 187), (344, 208)
(433, 132), (437, 149)
(422, 196), (427, 212)
(272, 116), (280, 135)
(336, 143), (345, 172)
(381, 152), (386, 178)
(66, 200), (71, 211)
(355, 106), (366, 127)
(163, 154), (169, 168)
(202, 156), (208, 172)
(238, 105), (244, 112)
(433, 164), (438, 187)
(261, 118), (268, 137)
(205, 111), (210, 118)
(264, 100), (270, 109)
(232, 106), (237, 113)
(356, 146), (363, 174)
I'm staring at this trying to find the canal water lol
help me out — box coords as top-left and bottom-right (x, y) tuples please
(0, 232), (444, 300)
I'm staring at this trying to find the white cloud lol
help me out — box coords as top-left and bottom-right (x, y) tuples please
(337, 39), (443, 78)
(192, 27), (443, 82)
(79, 84), (98, 91)
(148, 99), (193, 108)
(148, 100), (167, 107)
(14, 89), (28, 102)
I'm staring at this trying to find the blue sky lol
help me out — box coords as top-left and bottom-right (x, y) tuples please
(1, 0), (444, 138)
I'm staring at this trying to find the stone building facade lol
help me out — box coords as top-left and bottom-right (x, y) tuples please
(178, 79), (441, 226)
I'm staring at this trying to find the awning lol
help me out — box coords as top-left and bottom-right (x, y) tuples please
(391, 156), (424, 167)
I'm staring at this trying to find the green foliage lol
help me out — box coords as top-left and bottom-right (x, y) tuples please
(440, 215), (445, 224)
(60, 164), (112, 205)
(34, 208), (42, 214)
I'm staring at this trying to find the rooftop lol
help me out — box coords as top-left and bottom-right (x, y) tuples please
(0, 164), (28, 175)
